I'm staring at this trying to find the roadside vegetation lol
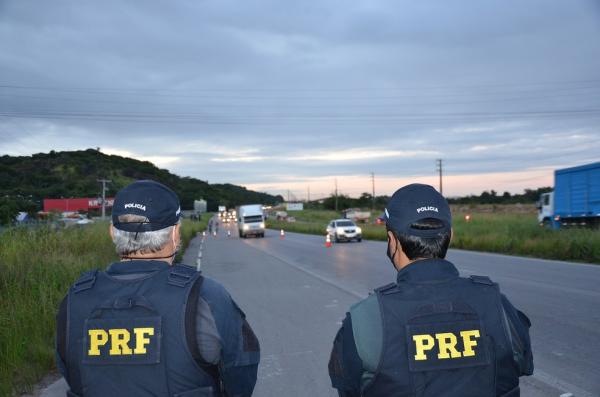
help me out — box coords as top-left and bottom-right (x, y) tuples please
(267, 209), (600, 264)
(0, 217), (208, 397)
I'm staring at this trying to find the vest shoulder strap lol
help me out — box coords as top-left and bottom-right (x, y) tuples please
(469, 274), (495, 286)
(168, 264), (199, 287)
(71, 269), (98, 293)
(350, 295), (383, 373)
(374, 282), (396, 294)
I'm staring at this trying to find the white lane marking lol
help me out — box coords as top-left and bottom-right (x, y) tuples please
(197, 235), (206, 271)
(241, 237), (367, 299)
(530, 367), (596, 397)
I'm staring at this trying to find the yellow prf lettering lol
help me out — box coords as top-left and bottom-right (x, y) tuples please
(436, 332), (462, 359)
(412, 329), (481, 361)
(133, 327), (154, 354)
(460, 330), (480, 357)
(88, 329), (108, 356)
(109, 329), (133, 355)
(413, 334), (435, 360)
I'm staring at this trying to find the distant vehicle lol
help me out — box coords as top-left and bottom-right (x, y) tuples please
(375, 213), (386, 225)
(237, 204), (265, 238)
(342, 208), (371, 223)
(275, 211), (288, 220)
(537, 162), (600, 229)
(60, 213), (94, 227)
(326, 219), (362, 242)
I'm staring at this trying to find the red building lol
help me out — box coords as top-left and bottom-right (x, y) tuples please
(43, 197), (114, 212)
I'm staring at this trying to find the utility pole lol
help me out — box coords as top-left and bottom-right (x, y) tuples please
(371, 172), (375, 211)
(334, 178), (338, 212)
(287, 189), (290, 203)
(436, 159), (443, 195)
(307, 186), (310, 203)
(97, 179), (112, 220)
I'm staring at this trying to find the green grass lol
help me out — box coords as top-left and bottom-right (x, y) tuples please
(0, 217), (208, 397)
(268, 211), (600, 264)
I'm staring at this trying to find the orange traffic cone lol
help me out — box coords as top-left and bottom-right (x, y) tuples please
(280, 229), (285, 239)
(325, 234), (332, 248)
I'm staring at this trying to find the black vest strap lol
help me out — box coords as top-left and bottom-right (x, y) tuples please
(168, 265), (196, 287)
(184, 276), (222, 389)
(72, 270), (98, 293)
(469, 275), (494, 285)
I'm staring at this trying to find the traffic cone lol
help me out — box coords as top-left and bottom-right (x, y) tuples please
(213, 231), (217, 237)
(202, 231), (206, 237)
(325, 234), (332, 248)
(280, 229), (285, 239)
(227, 230), (231, 237)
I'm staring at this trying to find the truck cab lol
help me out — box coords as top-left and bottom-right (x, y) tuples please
(537, 192), (555, 227)
(237, 204), (265, 238)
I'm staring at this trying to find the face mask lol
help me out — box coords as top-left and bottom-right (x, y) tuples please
(387, 235), (399, 269)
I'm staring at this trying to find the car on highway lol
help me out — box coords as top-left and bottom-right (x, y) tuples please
(326, 219), (362, 242)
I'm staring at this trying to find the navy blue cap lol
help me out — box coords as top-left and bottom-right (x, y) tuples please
(384, 183), (451, 237)
(112, 180), (181, 232)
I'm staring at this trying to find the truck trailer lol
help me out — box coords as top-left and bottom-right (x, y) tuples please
(537, 162), (600, 229)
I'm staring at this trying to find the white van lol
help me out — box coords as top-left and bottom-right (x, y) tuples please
(237, 204), (265, 238)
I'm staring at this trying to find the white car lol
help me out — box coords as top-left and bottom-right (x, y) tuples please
(326, 219), (362, 243)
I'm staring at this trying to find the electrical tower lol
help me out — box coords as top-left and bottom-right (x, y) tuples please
(97, 179), (112, 219)
(436, 159), (443, 195)
(371, 172), (375, 211)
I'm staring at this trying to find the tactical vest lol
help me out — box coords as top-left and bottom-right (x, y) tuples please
(65, 261), (219, 397)
(359, 274), (520, 397)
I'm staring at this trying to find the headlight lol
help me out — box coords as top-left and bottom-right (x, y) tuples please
(337, 228), (344, 234)
(259, 222), (265, 228)
(356, 227), (362, 234)
(243, 224), (249, 230)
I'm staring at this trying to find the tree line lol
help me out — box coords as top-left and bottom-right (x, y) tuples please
(307, 187), (552, 212)
(0, 149), (283, 225)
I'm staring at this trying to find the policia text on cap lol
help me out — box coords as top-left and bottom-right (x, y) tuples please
(329, 183), (533, 397)
(55, 180), (260, 397)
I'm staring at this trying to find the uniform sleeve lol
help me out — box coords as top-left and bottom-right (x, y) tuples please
(328, 313), (363, 397)
(200, 278), (259, 397)
(500, 294), (534, 376)
(55, 295), (69, 381)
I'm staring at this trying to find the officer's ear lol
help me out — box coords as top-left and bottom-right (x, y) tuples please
(173, 223), (181, 243)
(386, 230), (395, 244)
(109, 224), (115, 240)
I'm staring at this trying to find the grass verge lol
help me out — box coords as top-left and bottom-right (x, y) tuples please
(0, 217), (208, 397)
(267, 210), (600, 264)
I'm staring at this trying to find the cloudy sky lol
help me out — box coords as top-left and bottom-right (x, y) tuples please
(1, 0), (599, 199)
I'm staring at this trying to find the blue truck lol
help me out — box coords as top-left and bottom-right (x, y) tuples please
(537, 162), (600, 229)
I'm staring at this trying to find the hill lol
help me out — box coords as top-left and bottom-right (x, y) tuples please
(0, 149), (283, 213)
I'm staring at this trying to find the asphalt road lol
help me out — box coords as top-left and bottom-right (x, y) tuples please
(41, 222), (599, 397)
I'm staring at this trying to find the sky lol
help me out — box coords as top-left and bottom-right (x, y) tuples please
(1, 0), (599, 199)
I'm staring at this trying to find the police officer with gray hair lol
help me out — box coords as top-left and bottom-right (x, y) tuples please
(329, 183), (533, 397)
(55, 180), (259, 397)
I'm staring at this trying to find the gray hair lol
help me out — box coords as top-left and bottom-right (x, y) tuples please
(111, 214), (178, 256)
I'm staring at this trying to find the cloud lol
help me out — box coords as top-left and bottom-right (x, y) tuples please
(101, 148), (180, 168)
(1, 0), (599, 197)
(287, 148), (439, 162)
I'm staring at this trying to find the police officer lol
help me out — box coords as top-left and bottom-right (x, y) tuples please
(55, 180), (260, 397)
(328, 183), (533, 397)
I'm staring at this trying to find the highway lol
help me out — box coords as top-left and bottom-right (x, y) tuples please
(41, 222), (600, 397)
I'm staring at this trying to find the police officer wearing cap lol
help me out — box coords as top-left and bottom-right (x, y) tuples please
(329, 183), (533, 397)
(55, 180), (260, 397)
